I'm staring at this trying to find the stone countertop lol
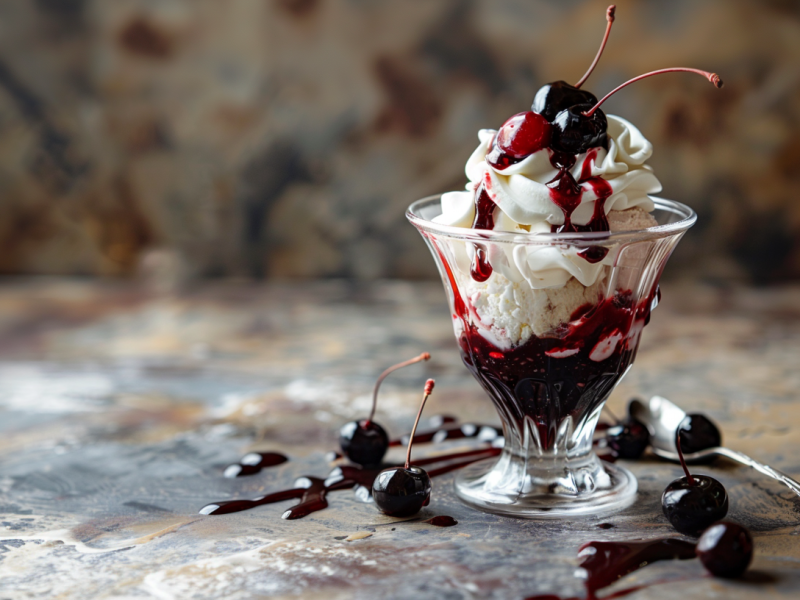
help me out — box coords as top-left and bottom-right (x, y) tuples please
(1, 278), (799, 599)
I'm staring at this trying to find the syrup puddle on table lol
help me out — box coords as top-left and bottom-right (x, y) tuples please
(200, 448), (501, 518)
(525, 538), (697, 600)
(202, 418), (700, 599)
(201, 417), (504, 518)
(423, 515), (457, 527)
(202, 416), (619, 520)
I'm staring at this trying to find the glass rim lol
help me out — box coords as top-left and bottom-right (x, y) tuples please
(406, 194), (697, 244)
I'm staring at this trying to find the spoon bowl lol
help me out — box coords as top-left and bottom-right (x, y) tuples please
(630, 396), (800, 496)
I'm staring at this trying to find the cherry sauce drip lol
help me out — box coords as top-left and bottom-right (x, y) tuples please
(200, 446), (502, 518)
(525, 538), (697, 600)
(644, 285), (661, 326)
(547, 151), (582, 233)
(424, 515), (458, 527)
(577, 245), (608, 264)
(548, 149), (612, 236)
(470, 181), (496, 282)
(471, 146), (618, 283)
(472, 183), (496, 230)
(224, 452), (288, 478)
(429, 236), (468, 322)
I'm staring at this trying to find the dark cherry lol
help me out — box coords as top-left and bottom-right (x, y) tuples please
(339, 420), (389, 468)
(696, 521), (754, 578)
(662, 476), (728, 536)
(678, 413), (722, 455)
(550, 67), (722, 156)
(606, 418), (649, 459)
(373, 379), (435, 517)
(372, 465), (432, 517)
(496, 111), (551, 158)
(661, 432), (728, 536)
(550, 103), (607, 154)
(339, 352), (430, 467)
(532, 82), (599, 123)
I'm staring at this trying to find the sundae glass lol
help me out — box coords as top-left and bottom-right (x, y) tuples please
(405, 11), (718, 516)
(408, 195), (694, 517)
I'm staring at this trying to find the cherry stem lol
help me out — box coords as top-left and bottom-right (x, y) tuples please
(366, 352), (431, 424)
(406, 379), (435, 469)
(583, 68), (724, 117)
(575, 5), (616, 89)
(676, 430), (695, 486)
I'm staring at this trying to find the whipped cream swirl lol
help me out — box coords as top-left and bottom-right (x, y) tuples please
(434, 115), (662, 290)
(436, 115), (661, 231)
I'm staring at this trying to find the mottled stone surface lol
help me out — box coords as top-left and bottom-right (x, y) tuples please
(1, 279), (800, 598)
(0, 1), (799, 282)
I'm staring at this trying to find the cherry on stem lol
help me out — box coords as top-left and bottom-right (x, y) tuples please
(661, 429), (728, 536)
(583, 68), (723, 117)
(677, 430), (695, 485)
(372, 379), (435, 517)
(574, 5), (616, 89)
(339, 352), (431, 467)
(368, 352), (431, 424)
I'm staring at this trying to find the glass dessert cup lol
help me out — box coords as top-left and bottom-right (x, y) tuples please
(407, 195), (696, 518)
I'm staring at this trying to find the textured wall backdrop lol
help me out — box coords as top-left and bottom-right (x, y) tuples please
(0, 0), (798, 282)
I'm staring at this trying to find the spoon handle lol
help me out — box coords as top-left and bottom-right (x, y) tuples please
(715, 447), (800, 496)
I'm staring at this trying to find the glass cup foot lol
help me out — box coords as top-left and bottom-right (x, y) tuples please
(454, 453), (637, 519)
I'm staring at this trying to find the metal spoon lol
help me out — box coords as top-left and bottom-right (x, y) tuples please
(630, 395), (800, 496)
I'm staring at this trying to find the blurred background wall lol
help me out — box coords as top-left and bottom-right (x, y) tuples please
(0, 0), (798, 283)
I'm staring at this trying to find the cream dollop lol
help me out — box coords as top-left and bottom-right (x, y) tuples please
(435, 115), (661, 231)
(433, 115), (662, 291)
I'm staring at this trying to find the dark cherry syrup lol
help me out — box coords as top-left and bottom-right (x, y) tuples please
(223, 452), (288, 478)
(577, 245), (608, 264)
(200, 417), (502, 519)
(579, 539), (696, 594)
(548, 148), (613, 235)
(424, 515), (458, 527)
(526, 537), (696, 600)
(458, 289), (656, 450)
(430, 230), (657, 452)
(199, 449), (501, 518)
(470, 180), (496, 282)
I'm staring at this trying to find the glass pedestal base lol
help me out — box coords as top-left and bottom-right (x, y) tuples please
(454, 452), (637, 519)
